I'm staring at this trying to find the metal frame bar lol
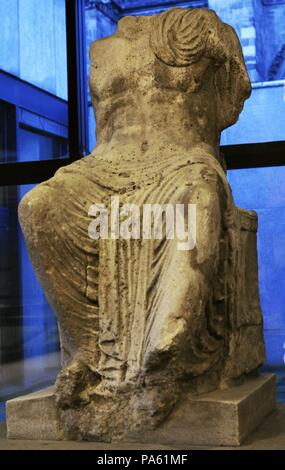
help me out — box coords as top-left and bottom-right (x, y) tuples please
(0, 160), (72, 186)
(222, 141), (285, 170)
(0, 71), (68, 126)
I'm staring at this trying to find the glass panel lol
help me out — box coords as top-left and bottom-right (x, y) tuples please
(209, 0), (285, 145)
(0, 0), (68, 100)
(84, 0), (285, 150)
(18, 128), (68, 162)
(0, 100), (68, 163)
(0, 0), (68, 162)
(228, 166), (285, 402)
(0, 185), (60, 422)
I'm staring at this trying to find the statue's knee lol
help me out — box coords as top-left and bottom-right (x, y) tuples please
(18, 183), (55, 238)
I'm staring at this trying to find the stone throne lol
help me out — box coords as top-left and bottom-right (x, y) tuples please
(7, 8), (275, 446)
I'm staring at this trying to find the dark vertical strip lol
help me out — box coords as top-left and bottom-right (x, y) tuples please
(15, 107), (24, 366)
(65, 0), (89, 160)
(0, 103), (23, 365)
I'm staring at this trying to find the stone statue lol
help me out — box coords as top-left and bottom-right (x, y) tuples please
(17, 8), (270, 443)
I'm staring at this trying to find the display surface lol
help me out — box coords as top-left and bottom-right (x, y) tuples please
(13, 8), (274, 443)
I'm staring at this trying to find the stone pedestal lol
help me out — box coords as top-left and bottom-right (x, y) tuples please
(6, 374), (276, 446)
(6, 388), (64, 441)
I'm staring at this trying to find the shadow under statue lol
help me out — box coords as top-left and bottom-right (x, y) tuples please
(7, 8), (275, 446)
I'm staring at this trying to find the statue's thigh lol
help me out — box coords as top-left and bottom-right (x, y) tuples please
(19, 169), (100, 314)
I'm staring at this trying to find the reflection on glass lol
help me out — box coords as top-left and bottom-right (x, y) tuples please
(85, 0), (285, 149)
(0, 0), (68, 100)
(0, 185), (60, 422)
(0, 0), (68, 163)
(0, 108), (69, 163)
(19, 129), (68, 162)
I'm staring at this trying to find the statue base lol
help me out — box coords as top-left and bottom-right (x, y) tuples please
(6, 374), (276, 446)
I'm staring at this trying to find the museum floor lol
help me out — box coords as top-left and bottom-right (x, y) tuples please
(0, 405), (285, 450)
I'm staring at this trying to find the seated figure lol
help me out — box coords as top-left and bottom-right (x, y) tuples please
(19, 8), (265, 440)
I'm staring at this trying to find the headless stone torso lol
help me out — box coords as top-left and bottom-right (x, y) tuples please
(90, 15), (221, 163)
(18, 10), (265, 439)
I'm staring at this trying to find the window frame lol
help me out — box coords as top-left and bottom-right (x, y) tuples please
(0, 0), (285, 189)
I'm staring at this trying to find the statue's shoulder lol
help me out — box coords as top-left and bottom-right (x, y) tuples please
(175, 151), (226, 181)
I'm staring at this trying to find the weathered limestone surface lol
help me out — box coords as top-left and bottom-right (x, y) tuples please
(13, 8), (274, 443)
